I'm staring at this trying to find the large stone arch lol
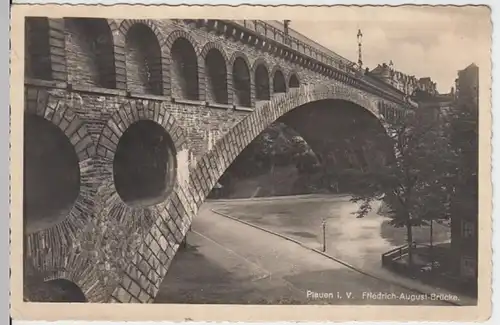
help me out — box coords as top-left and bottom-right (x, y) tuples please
(164, 30), (203, 101)
(190, 82), (386, 203)
(230, 51), (253, 108)
(182, 81), (391, 220)
(200, 42), (230, 105)
(157, 83), (395, 280)
(119, 20), (168, 95)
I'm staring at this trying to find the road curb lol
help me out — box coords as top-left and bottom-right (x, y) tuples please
(206, 193), (351, 203)
(210, 208), (466, 307)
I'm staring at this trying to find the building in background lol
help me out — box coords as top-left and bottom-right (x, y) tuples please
(449, 63), (479, 285)
(368, 61), (453, 122)
(455, 63), (479, 102)
(368, 61), (438, 97)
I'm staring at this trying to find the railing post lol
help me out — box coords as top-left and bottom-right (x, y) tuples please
(321, 219), (327, 252)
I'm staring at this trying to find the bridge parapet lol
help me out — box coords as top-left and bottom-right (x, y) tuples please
(219, 20), (410, 106)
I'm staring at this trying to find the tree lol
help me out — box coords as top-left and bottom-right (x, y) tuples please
(345, 107), (453, 268)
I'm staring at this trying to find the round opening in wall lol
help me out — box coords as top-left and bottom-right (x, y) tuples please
(26, 279), (88, 302)
(24, 114), (81, 235)
(113, 120), (177, 207)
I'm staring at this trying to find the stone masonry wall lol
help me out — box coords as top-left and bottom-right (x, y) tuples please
(61, 18), (329, 104)
(23, 83), (250, 302)
(37, 85), (249, 161)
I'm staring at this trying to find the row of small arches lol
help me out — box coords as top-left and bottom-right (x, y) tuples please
(25, 17), (302, 107)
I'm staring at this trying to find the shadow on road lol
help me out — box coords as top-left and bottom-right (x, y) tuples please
(155, 242), (303, 304)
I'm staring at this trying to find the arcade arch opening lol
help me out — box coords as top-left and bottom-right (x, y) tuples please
(273, 70), (287, 94)
(289, 74), (300, 88)
(64, 18), (117, 89)
(171, 37), (199, 100)
(125, 23), (163, 95)
(255, 64), (270, 100)
(232, 57), (251, 107)
(24, 114), (81, 234)
(113, 120), (177, 207)
(205, 48), (228, 104)
(24, 17), (52, 80)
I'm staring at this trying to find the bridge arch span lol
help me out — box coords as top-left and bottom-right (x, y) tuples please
(193, 82), (387, 201)
(175, 82), (393, 219)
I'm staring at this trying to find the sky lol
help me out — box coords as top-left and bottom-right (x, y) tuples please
(285, 6), (491, 93)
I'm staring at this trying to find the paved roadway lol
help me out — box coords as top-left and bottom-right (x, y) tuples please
(155, 202), (452, 305)
(210, 194), (451, 271)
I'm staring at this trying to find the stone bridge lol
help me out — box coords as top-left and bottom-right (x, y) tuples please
(23, 18), (411, 303)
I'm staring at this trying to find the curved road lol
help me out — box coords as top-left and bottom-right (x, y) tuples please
(155, 204), (452, 305)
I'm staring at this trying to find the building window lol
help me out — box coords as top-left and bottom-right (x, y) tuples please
(462, 220), (475, 238)
(460, 256), (476, 278)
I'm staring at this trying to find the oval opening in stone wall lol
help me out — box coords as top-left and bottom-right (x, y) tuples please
(113, 120), (177, 207)
(24, 114), (81, 235)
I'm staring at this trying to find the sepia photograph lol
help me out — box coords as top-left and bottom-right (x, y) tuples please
(10, 3), (492, 322)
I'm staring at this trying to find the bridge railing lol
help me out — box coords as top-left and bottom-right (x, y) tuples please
(232, 20), (355, 72)
(229, 20), (409, 106)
